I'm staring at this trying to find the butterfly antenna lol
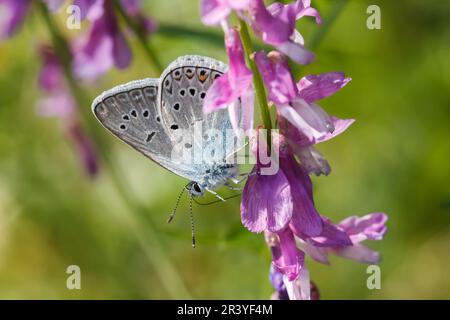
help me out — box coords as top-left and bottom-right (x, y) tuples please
(189, 194), (196, 248)
(167, 184), (188, 223)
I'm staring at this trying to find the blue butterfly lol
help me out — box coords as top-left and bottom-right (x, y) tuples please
(92, 55), (245, 246)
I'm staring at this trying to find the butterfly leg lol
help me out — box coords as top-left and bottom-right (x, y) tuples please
(205, 188), (226, 202)
(231, 171), (259, 184)
(224, 181), (242, 191)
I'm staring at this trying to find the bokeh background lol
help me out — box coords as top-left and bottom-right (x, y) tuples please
(0, 0), (449, 299)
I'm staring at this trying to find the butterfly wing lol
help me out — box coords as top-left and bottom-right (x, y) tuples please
(158, 56), (242, 182)
(91, 78), (193, 175)
(92, 56), (242, 184)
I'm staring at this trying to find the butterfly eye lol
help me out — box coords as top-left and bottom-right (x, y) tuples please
(193, 183), (201, 193)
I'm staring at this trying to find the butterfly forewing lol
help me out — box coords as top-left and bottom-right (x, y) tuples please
(92, 56), (243, 184)
(158, 56), (239, 167)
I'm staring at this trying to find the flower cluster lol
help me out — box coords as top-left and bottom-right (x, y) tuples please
(201, 0), (387, 299)
(0, 0), (157, 175)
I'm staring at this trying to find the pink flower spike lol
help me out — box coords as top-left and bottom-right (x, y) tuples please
(203, 28), (253, 113)
(297, 72), (352, 103)
(200, 0), (251, 26)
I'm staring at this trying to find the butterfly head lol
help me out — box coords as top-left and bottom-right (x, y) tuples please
(187, 181), (205, 197)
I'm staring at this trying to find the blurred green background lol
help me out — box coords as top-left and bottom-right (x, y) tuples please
(0, 0), (449, 299)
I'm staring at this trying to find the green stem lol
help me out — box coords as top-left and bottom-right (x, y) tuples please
(37, 1), (190, 299)
(238, 19), (272, 148)
(112, 0), (163, 73)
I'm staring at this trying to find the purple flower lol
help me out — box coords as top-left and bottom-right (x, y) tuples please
(200, 0), (251, 26)
(0, 0), (30, 39)
(249, 0), (314, 65)
(72, 0), (132, 80)
(300, 213), (388, 264)
(241, 132), (323, 237)
(255, 51), (334, 143)
(203, 27), (254, 133)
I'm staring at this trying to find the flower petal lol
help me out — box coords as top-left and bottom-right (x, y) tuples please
(203, 28), (252, 113)
(300, 241), (329, 264)
(282, 157), (323, 237)
(276, 41), (315, 65)
(339, 213), (388, 243)
(283, 265), (310, 300)
(273, 228), (304, 280)
(297, 72), (352, 103)
(307, 217), (353, 248)
(315, 117), (355, 144)
(295, 145), (330, 176)
(249, 0), (296, 46)
(254, 51), (298, 105)
(241, 167), (293, 233)
(200, 0), (231, 25)
(333, 243), (381, 264)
